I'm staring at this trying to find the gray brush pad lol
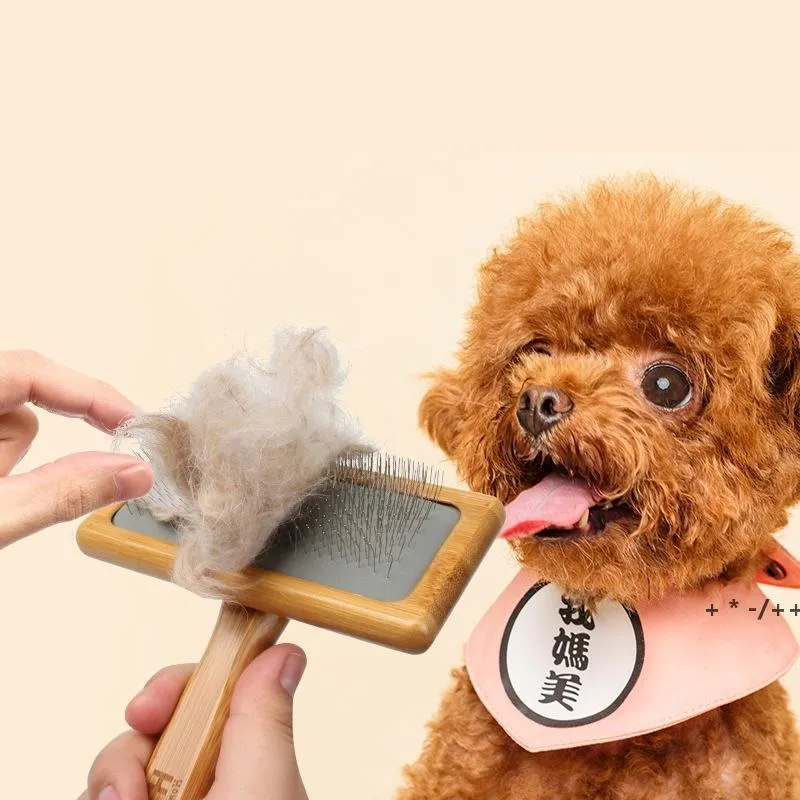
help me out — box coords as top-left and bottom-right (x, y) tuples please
(112, 490), (461, 602)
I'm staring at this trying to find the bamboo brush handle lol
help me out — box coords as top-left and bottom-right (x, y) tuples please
(146, 603), (288, 800)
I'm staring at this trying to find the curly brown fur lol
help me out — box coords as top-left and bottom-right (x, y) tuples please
(400, 669), (800, 800)
(402, 176), (800, 798)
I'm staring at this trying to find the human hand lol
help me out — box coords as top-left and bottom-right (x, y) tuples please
(0, 350), (153, 546)
(82, 644), (309, 800)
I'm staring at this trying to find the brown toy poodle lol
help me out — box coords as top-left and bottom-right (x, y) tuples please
(399, 176), (800, 799)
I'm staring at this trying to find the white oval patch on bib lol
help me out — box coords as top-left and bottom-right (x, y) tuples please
(500, 582), (644, 727)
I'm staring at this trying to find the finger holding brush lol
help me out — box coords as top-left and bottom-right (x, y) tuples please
(81, 646), (309, 800)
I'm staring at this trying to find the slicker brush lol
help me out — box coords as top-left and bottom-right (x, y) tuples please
(77, 329), (504, 800)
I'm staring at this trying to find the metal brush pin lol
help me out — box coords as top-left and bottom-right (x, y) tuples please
(284, 451), (444, 577)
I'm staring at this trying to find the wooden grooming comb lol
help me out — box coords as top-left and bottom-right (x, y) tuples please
(77, 452), (504, 800)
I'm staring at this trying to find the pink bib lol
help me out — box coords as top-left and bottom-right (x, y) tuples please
(465, 570), (798, 752)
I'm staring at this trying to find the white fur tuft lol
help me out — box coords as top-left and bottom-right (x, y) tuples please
(118, 327), (364, 596)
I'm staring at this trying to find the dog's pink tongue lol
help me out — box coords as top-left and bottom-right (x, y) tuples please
(499, 473), (596, 540)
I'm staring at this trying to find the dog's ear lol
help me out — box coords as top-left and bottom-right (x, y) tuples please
(419, 368), (465, 458)
(768, 320), (800, 426)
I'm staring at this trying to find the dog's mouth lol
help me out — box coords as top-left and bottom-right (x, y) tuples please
(500, 455), (638, 542)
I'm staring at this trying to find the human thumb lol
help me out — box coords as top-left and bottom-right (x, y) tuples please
(208, 644), (309, 800)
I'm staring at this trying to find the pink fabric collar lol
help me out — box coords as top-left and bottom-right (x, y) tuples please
(465, 570), (798, 752)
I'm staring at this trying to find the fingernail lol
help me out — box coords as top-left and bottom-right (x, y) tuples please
(114, 463), (153, 500)
(279, 652), (306, 697)
(99, 787), (120, 800)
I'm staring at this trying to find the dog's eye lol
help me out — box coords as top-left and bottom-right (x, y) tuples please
(641, 363), (692, 409)
(508, 340), (552, 368)
(517, 340), (551, 358)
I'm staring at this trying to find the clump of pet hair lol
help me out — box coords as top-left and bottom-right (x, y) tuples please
(117, 327), (366, 596)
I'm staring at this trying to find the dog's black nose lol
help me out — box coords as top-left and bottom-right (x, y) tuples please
(517, 387), (573, 437)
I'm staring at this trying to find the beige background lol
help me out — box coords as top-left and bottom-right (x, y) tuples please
(3, 2), (800, 798)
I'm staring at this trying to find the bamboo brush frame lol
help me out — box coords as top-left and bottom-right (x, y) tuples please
(77, 483), (504, 653)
